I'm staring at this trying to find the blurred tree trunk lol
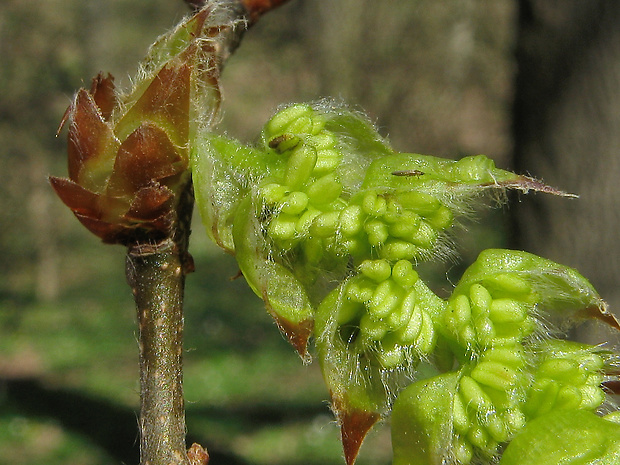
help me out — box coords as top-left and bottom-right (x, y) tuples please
(512, 0), (620, 342)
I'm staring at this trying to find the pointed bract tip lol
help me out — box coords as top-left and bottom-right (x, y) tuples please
(273, 313), (314, 363)
(582, 302), (620, 332)
(497, 175), (578, 197)
(331, 397), (380, 465)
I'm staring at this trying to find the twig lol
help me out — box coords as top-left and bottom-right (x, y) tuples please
(124, 1), (293, 463)
(126, 181), (195, 465)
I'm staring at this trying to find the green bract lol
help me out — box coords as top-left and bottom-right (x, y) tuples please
(191, 100), (620, 465)
(499, 410), (620, 465)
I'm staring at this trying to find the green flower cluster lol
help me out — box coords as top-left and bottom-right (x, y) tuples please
(336, 259), (436, 368)
(399, 249), (613, 464)
(193, 101), (619, 465)
(257, 104), (455, 280)
(444, 275), (537, 352)
(448, 339), (607, 464)
(524, 340), (605, 418)
(452, 347), (529, 463)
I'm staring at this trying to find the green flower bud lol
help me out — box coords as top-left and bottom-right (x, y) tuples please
(358, 259), (391, 283)
(368, 279), (401, 320)
(279, 191), (309, 215)
(579, 385), (605, 410)
(361, 191), (387, 217)
(396, 191), (442, 216)
(314, 148), (342, 175)
(310, 211), (341, 238)
(467, 424), (494, 451)
(379, 239), (419, 261)
(460, 375), (494, 413)
(425, 205), (454, 230)
(388, 289), (416, 328)
(295, 206), (321, 236)
(410, 221), (439, 249)
(307, 132), (338, 150)
(453, 437), (474, 465)
(339, 204), (364, 237)
(285, 144), (317, 190)
(267, 213), (298, 242)
(268, 133), (301, 153)
(391, 260), (418, 289)
(264, 103), (315, 137)
(261, 182), (289, 204)
(305, 173), (342, 206)
(483, 273), (532, 298)
(364, 220), (389, 247)
(489, 299), (528, 324)
(345, 278), (374, 304)
(453, 392), (471, 434)
(416, 310), (437, 354)
(471, 361), (519, 391)
(485, 413), (509, 443)
(395, 303), (423, 344)
(523, 340), (606, 420)
(360, 313), (389, 341)
(388, 211), (422, 241)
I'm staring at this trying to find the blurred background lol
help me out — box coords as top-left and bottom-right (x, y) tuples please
(1, 0), (618, 464)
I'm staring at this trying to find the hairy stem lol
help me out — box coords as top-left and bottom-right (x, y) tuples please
(126, 182), (196, 465)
